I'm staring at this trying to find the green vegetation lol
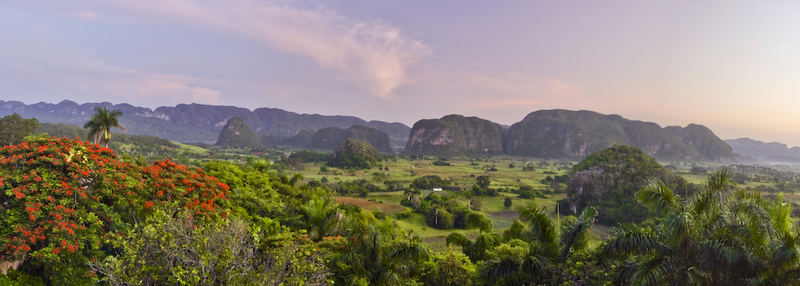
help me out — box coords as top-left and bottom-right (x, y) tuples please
(329, 139), (381, 170)
(566, 145), (696, 224)
(0, 113), (39, 146)
(605, 171), (799, 284)
(84, 107), (125, 147)
(4, 113), (800, 285)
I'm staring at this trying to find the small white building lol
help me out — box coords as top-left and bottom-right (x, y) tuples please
(432, 187), (443, 192)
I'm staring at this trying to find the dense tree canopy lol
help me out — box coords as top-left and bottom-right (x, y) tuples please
(0, 113), (39, 146)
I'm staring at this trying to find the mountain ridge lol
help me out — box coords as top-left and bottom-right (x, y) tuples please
(0, 100), (411, 147)
(406, 109), (735, 161)
(0, 100), (752, 162)
(725, 137), (800, 163)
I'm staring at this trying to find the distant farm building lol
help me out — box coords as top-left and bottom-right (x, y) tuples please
(432, 187), (443, 192)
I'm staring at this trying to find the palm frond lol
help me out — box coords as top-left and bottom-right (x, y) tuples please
(631, 256), (674, 286)
(768, 193), (793, 236)
(602, 224), (668, 258)
(480, 256), (522, 282)
(696, 240), (761, 280)
(637, 179), (681, 214)
(558, 207), (597, 262)
(518, 203), (558, 252)
(388, 242), (429, 263)
(770, 243), (799, 270)
(691, 170), (736, 216)
(663, 209), (696, 244)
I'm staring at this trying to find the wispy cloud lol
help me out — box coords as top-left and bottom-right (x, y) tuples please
(102, 0), (430, 97)
(64, 57), (222, 104)
(408, 67), (582, 110)
(0, 47), (221, 105)
(76, 10), (98, 21)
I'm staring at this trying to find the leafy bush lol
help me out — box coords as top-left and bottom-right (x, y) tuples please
(422, 250), (477, 286)
(411, 175), (451, 190)
(0, 137), (229, 284)
(426, 208), (454, 229)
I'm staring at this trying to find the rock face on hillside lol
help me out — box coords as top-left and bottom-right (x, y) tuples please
(566, 145), (695, 224)
(404, 115), (505, 155)
(504, 110), (734, 161)
(0, 100), (410, 146)
(725, 138), (800, 163)
(286, 125), (392, 153)
(216, 117), (261, 148)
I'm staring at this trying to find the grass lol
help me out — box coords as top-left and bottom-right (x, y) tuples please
(291, 155), (800, 249)
(393, 213), (481, 250)
(333, 196), (406, 215)
(289, 157), (575, 250)
(174, 142), (210, 154)
(296, 157), (571, 190)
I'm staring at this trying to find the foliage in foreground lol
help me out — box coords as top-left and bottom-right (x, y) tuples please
(3, 135), (800, 285)
(604, 170), (800, 285)
(0, 136), (229, 284)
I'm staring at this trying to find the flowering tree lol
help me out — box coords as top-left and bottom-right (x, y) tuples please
(0, 136), (229, 283)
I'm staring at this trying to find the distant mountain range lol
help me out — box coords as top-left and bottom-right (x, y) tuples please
(407, 110), (736, 161)
(216, 117), (394, 153)
(0, 100), (411, 147)
(5, 100), (797, 163)
(725, 138), (800, 163)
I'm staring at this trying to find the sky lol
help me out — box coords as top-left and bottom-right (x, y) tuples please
(2, 1), (800, 146)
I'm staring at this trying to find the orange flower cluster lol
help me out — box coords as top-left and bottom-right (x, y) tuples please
(141, 158), (229, 215)
(0, 137), (230, 264)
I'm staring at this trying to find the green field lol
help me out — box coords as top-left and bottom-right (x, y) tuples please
(294, 156), (571, 189)
(289, 157), (593, 249)
(288, 155), (800, 249)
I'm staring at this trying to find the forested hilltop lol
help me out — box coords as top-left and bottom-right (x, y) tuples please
(2, 111), (800, 285)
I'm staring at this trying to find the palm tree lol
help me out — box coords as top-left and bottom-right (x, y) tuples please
(749, 193), (800, 285)
(336, 227), (429, 285)
(302, 196), (341, 240)
(475, 203), (598, 285)
(602, 170), (780, 285)
(84, 107), (125, 147)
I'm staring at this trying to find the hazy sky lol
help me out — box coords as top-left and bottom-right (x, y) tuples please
(2, 1), (800, 146)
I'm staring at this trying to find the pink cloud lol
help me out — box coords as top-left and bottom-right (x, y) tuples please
(407, 67), (582, 110)
(77, 10), (98, 20)
(101, 0), (430, 97)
